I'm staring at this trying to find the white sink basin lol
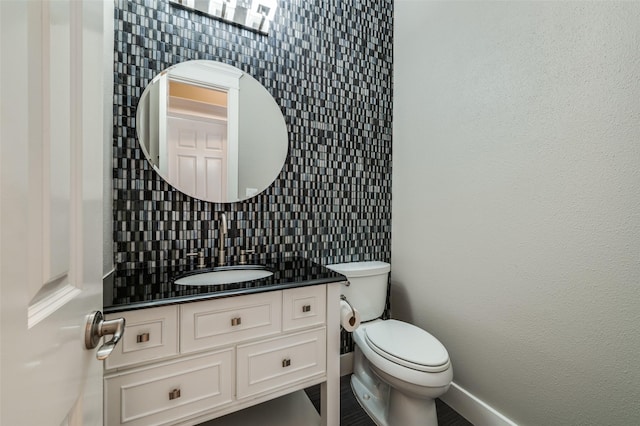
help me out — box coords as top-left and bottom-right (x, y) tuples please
(175, 266), (273, 286)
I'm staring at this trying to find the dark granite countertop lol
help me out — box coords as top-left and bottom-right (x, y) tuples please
(104, 257), (346, 314)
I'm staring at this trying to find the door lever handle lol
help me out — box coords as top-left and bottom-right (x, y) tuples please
(84, 311), (126, 360)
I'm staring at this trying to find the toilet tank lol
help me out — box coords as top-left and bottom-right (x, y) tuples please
(326, 261), (391, 322)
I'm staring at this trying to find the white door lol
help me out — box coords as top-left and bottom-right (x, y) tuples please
(167, 115), (229, 200)
(1, 1), (113, 425)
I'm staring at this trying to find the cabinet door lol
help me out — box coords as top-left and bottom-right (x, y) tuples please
(282, 285), (326, 332)
(105, 306), (179, 370)
(104, 350), (233, 426)
(237, 328), (326, 399)
(181, 291), (282, 353)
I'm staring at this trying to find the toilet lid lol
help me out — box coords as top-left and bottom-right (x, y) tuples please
(364, 320), (450, 373)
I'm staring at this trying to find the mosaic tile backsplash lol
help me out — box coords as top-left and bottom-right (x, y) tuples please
(114, 0), (392, 355)
(113, 0), (393, 272)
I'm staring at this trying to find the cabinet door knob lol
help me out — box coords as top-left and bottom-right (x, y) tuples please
(282, 358), (291, 368)
(169, 388), (181, 400)
(302, 304), (311, 313)
(136, 332), (150, 343)
(231, 317), (242, 326)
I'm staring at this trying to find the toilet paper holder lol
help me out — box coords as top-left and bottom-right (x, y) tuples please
(340, 294), (355, 314)
(339, 294), (360, 331)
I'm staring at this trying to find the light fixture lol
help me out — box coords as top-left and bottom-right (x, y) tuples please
(245, 0), (278, 33)
(169, 0), (277, 35)
(208, 0), (237, 21)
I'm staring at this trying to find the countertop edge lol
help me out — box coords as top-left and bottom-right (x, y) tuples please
(104, 275), (347, 314)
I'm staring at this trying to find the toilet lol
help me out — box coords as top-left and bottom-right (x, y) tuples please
(327, 261), (452, 426)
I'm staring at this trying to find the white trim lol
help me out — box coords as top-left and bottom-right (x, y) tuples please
(158, 73), (168, 175)
(102, 0), (115, 276)
(320, 282), (341, 426)
(27, 284), (81, 329)
(340, 352), (354, 376)
(440, 382), (518, 426)
(225, 81), (239, 199)
(103, 268), (115, 281)
(169, 60), (243, 90)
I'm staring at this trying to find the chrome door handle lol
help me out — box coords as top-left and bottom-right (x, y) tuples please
(84, 311), (126, 360)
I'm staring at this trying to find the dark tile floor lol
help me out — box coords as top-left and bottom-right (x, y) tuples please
(305, 375), (473, 426)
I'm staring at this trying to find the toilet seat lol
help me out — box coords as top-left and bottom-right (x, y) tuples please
(364, 320), (450, 373)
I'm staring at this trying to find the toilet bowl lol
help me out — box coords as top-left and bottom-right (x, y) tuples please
(352, 320), (452, 426)
(326, 261), (453, 426)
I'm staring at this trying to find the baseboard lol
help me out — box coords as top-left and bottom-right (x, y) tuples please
(440, 382), (517, 426)
(340, 352), (353, 376)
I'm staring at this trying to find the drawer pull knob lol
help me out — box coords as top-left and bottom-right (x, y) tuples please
(169, 388), (181, 400)
(231, 317), (242, 326)
(282, 358), (291, 368)
(136, 333), (150, 343)
(302, 304), (311, 313)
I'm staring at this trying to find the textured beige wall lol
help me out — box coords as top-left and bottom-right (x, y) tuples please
(392, 2), (640, 425)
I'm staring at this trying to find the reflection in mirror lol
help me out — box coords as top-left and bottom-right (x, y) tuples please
(137, 60), (288, 203)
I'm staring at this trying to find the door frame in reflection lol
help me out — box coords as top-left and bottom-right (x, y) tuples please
(151, 62), (242, 200)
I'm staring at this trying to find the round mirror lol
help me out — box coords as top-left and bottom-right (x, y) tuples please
(136, 60), (288, 203)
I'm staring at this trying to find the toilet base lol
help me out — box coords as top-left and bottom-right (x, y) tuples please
(387, 381), (438, 426)
(351, 373), (389, 426)
(351, 373), (439, 426)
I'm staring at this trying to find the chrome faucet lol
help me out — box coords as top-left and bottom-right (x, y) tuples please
(218, 213), (228, 266)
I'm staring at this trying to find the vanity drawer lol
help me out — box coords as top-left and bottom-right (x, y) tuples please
(104, 350), (234, 426)
(236, 327), (326, 399)
(105, 306), (178, 370)
(180, 291), (282, 353)
(282, 285), (326, 332)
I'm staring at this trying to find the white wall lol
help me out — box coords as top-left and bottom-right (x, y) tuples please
(238, 75), (288, 197)
(392, 2), (640, 425)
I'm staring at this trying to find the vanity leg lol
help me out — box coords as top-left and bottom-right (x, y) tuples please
(321, 282), (342, 426)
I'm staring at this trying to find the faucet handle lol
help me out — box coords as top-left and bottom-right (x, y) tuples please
(220, 213), (228, 235)
(239, 248), (255, 265)
(186, 251), (206, 268)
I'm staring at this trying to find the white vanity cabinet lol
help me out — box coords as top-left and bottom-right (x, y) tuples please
(104, 284), (339, 426)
